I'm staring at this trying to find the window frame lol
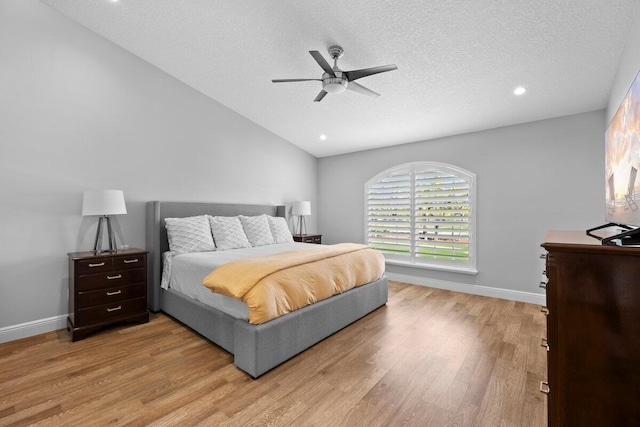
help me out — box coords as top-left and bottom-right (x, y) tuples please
(364, 161), (478, 275)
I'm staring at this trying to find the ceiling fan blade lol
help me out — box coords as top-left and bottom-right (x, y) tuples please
(309, 51), (335, 77)
(314, 90), (328, 102)
(272, 78), (321, 83)
(344, 64), (397, 81)
(347, 81), (380, 98)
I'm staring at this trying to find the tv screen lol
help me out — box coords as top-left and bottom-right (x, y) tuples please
(605, 69), (640, 227)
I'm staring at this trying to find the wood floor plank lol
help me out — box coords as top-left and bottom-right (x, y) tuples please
(0, 281), (547, 426)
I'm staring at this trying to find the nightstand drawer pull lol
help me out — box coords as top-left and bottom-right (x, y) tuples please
(89, 262), (105, 268)
(541, 306), (549, 315)
(106, 290), (122, 296)
(540, 381), (550, 394)
(106, 305), (122, 312)
(107, 274), (122, 280)
(123, 259), (139, 264)
(539, 254), (547, 259)
(540, 281), (547, 289)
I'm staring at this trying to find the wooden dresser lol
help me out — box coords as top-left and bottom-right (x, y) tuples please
(541, 231), (640, 426)
(67, 248), (149, 341)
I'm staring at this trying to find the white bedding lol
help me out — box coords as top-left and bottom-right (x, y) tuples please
(162, 242), (311, 320)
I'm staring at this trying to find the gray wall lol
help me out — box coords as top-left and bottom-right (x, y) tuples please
(0, 0), (317, 332)
(319, 111), (604, 298)
(608, 3), (640, 123)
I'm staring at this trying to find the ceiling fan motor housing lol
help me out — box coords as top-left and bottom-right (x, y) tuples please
(322, 72), (348, 94)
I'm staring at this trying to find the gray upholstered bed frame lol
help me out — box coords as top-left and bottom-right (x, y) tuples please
(146, 201), (388, 378)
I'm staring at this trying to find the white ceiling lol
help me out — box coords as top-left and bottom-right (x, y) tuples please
(41, 0), (638, 158)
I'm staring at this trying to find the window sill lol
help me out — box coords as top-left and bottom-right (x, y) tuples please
(385, 259), (478, 275)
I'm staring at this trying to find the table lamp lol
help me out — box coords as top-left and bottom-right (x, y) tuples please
(292, 200), (311, 235)
(82, 190), (127, 253)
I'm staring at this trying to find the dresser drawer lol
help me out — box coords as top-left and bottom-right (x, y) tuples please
(76, 297), (147, 325)
(77, 258), (114, 275)
(77, 268), (145, 292)
(114, 254), (146, 270)
(77, 283), (146, 309)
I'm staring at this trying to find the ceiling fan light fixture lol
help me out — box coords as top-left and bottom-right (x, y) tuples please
(323, 77), (348, 94)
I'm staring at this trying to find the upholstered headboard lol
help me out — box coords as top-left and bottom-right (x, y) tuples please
(145, 201), (285, 311)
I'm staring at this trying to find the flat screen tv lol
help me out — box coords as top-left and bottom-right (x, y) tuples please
(590, 68), (640, 244)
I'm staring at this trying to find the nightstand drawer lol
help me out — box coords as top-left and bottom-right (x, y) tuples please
(76, 297), (147, 325)
(293, 234), (322, 244)
(77, 283), (146, 309)
(77, 268), (145, 292)
(114, 254), (146, 270)
(77, 258), (114, 275)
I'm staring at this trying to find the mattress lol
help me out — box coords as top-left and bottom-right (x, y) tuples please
(162, 242), (311, 320)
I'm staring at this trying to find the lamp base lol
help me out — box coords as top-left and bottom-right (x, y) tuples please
(296, 216), (307, 236)
(92, 216), (117, 253)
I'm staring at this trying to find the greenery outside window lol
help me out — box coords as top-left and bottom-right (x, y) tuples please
(365, 162), (477, 274)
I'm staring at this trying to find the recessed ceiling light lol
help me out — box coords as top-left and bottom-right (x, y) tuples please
(514, 86), (527, 95)
(319, 134), (327, 141)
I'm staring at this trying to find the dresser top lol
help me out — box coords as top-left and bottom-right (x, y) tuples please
(542, 230), (640, 255)
(67, 248), (147, 260)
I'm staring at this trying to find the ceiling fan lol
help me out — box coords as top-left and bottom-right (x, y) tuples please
(272, 45), (397, 102)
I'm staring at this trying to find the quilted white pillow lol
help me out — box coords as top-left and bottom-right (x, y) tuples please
(239, 215), (275, 247)
(208, 215), (251, 250)
(267, 216), (294, 243)
(165, 215), (216, 254)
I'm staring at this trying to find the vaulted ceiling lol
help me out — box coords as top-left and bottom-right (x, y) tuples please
(41, 0), (638, 157)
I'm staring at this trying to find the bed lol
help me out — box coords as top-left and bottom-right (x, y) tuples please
(146, 201), (388, 378)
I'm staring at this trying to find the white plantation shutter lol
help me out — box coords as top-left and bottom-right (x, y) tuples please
(367, 167), (412, 258)
(366, 162), (476, 273)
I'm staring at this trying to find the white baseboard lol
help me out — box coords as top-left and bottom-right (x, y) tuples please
(385, 272), (546, 306)
(0, 315), (68, 344)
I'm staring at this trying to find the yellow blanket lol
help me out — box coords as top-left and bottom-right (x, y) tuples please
(202, 243), (385, 324)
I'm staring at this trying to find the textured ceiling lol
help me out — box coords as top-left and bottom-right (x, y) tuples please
(40, 0), (638, 158)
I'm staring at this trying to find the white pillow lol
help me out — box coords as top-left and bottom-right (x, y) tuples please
(165, 215), (216, 254)
(267, 216), (294, 243)
(208, 215), (251, 250)
(239, 215), (275, 247)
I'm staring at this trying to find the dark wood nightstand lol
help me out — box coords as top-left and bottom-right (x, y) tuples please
(293, 234), (322, 244)
(67, 248), (149, 341)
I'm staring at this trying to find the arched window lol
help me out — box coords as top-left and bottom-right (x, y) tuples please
(365, 162), (477, 274)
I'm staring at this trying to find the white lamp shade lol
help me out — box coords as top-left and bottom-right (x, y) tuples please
(82, 190), (127, 216)
(292, 200), (311, 216)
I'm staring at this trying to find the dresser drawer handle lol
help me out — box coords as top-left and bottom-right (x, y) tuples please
(539, 281), (547, 289)
(106, 290), (122, 296)
(107, 306), (122, 313)
(88, 262), (105, 268)
(123, 259), (139, 264)
(539, 254), (547, 259)
(541, 338), (549, 351)
(539, 381), (550, 394)
(540, 306), (549, 315)
(107, 274), (122, 280)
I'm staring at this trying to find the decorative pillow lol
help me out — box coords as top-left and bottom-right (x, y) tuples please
(239, 215), (275, 247)
(165, 215), (216, 254)
(267, 216), (294, 243)
(208, 215), (251, 250)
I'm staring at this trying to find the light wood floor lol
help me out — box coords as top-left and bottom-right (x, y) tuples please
(0, 281), (547, 426)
